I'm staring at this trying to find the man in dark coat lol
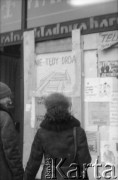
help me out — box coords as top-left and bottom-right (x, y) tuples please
(0, 82), (24, 180)
(24, 93), (91, 180)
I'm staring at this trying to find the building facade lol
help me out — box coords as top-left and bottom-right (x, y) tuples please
(0, 0), (118, 179)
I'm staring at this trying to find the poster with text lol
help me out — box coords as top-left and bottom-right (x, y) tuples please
(35, 96), (46, 132)
(99, 60), (118, 77)
(99, 31), (118, 50)
(84, 78), (112, 102)
(110, 92), (118, 126)
(100, 127), (118, 177)
(110, 79), (118, 126)
(35, 51), (79, 97)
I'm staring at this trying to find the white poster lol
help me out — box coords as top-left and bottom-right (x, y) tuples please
(100, 126), (118, 177)
(84, 78), (112, 102)
(100, 141), (116, 165)
(35, 51), (79, 96)
(99, 31), (118, 50)
(110, 79), (118, 126)
(88, 102), (110, 126)
(110, 92), (118, 126)
(35, 96), (46, 132)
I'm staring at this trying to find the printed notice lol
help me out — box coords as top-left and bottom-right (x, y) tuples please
(110, 92), (118, 126)
(35, 96), (46, 131)
(100, 141), (115, 164)
(88, 102), (110, 126)
(84, 78), (112, 102)
(99, 30), (118, 50)
(110, 78), (118, 125)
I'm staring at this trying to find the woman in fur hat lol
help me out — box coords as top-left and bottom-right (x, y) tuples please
(0, 82), (24, 180)
(24, 93), (91, 180)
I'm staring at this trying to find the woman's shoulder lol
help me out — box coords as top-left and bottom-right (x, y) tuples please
(75, 126), (87, 140)
(36, 127), (51, 137)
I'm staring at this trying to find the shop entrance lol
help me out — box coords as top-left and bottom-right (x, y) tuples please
(0, 44), (23, 153)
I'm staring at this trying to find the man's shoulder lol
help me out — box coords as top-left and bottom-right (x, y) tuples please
(0, 110), (11, 119)
(0, 110), (11, 126)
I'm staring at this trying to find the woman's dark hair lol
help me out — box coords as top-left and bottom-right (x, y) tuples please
(44, 93), (71, 123)
(45, 93), (71, 110)
(41, 93), (80, 131)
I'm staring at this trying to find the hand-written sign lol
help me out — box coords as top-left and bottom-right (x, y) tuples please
(35, 51), (80, 96)
(35, 52), (76, 66)
(84, 78), (112, 102)
(99, 31), (118, 50)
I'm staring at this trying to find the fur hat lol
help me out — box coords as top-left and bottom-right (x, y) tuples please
(44, 93), (71, 110)
(0, 82), (12, 99)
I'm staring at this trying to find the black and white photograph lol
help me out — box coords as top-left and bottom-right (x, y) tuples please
(0, 0), (118, 180)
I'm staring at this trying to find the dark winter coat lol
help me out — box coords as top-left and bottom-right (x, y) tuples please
(0, 104), (24, 180)
(24, 115), (91, 180)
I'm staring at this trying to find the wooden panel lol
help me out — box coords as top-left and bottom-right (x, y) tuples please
(83, 33), (99, 50)
(72, 29), (82, 122)
(84, 50), (98, 77)
(36, 38), (72, 54)
(23, 30), (36, 167)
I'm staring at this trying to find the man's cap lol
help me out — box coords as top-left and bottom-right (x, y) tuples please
(0, 82), (12, 99)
